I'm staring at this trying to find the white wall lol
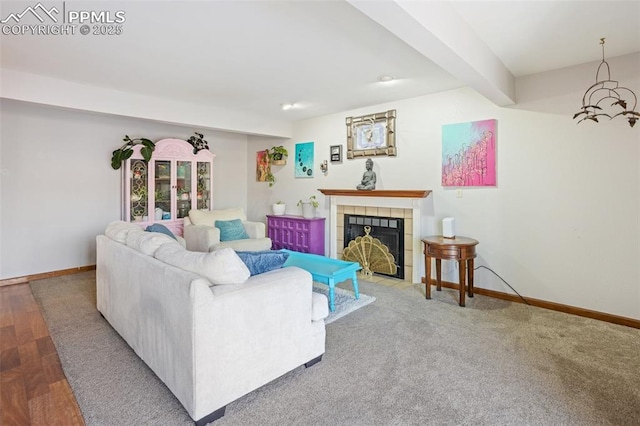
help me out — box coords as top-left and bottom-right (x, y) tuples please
(246, 84), (639, 320)
(0, 99), (248, 279)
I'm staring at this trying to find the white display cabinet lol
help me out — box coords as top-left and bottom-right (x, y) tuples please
(123, 138), (215, 236)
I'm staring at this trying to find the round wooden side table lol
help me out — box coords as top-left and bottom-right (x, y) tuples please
(422, 236), (479, 307)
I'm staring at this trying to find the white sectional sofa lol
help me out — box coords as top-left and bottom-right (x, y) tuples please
(96, 221), (328, 425)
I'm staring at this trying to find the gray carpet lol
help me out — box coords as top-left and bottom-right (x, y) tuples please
(31, 271), (640, 425)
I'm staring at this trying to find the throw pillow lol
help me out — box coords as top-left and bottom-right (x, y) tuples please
(155, 245), (250, 285)
(215, 219), (250, 242)
(145, 223), (177, 240)
(235, 250), (290, 276)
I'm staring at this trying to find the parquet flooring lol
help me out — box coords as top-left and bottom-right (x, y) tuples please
(0, 283), (85, 425)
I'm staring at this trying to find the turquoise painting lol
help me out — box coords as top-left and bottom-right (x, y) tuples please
(295, 142), (314, 178)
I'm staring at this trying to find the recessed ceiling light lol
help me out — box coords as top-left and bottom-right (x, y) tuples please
(378, 75), (394, 82)
(281, 103), (295, 110)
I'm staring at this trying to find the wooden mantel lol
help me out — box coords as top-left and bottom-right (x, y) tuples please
(318, 189), (431, 198)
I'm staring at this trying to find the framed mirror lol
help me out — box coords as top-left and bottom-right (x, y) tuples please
(346, 109), (396, 159)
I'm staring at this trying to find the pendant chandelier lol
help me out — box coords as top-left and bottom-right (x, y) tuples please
(573, 38), (639, 128)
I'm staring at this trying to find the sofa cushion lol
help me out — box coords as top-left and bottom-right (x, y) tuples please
(126, 230), (180, 256)
(146, 223), (177, 240)
(155, 244), (250, 285)
(105, 221), (142, 243)
(236, 250), (289, 276)
(188, 208), (246, 226)
(215, 219), (250, 242)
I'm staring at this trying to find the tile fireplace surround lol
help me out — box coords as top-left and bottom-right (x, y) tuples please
(319, 189), (434, 284)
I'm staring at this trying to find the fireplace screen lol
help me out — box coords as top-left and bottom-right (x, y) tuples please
(343, 215), (404, 279)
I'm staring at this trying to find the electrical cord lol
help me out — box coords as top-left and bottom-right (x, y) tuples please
(473, 265), (529, 305)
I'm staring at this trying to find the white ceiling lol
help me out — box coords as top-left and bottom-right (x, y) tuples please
(1, 0), (639, 124)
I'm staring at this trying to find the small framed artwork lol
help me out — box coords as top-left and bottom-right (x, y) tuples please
(330, 145), (342, 163)
(295, 141), (314, 178)
(346, 109), (396, 159)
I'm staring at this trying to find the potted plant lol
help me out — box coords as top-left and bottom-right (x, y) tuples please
(266, 170), (276, 187)
(111, 135), (155, 170)
(297, 195), (319, 218)
(268, 146), (288, 165)
(177, 186), (190, 200)
(272, 201), (286, 216)
(186, 132), (209, 154)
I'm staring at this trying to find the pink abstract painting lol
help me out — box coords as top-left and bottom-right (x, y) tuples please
(442, 119), (496, 187)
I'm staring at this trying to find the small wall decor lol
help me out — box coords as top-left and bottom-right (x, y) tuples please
(442, 119), (496, 187)
(256, 150), (270, 182)
(295, 142), (314, 178)
(346, 109), (396, 159)
(330, 145), (342, 163)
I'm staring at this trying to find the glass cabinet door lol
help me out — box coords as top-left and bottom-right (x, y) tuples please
(176, 161), (192, 219)
(197, 162), (211, 210)
(130, 160), (148, 221)
(154, 161), (172, 221)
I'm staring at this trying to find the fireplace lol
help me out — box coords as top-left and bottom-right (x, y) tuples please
(319, 189), (434, 284)
(343, 214), (405, 279)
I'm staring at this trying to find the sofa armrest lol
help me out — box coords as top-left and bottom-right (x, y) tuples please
(242, 221), (266, 239)
(184, 224), (221, 252)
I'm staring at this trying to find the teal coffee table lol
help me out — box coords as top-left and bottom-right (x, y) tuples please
(282, 250), (361, 312)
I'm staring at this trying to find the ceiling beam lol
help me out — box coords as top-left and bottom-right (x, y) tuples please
(347, 0), (516, 106)
(0, 69), (292, 138)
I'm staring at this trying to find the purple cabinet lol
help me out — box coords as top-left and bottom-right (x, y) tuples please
(267, 215), (325, 255)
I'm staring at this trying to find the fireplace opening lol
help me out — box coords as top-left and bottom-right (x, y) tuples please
(343, 214), (404, 279)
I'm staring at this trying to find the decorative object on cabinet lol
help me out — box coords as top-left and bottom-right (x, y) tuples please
(295, 142), (314, 178)
(272, 201), (286, 216)
(268, 145), (288, 165)
(330, 145), (342, 163)
(297, 195), (319, 219)
(346, 110), (396, 159)
(123, 138), (215, 237)
(442, 119), (496, 187)
(186, 132), (210, 153)
(111, 135), (155, 170)
(267, 215), (325, 255)
(177, 186), (190, 200)
(573, 38), (639, 128)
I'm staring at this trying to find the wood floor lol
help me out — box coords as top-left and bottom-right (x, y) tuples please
(0, 283), (85, 425)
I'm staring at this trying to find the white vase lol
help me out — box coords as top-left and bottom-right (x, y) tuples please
(301, 203), (315, 219)
(272, 203), (286, 215)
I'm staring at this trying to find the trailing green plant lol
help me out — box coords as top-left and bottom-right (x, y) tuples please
(268, 145), (288, 162)
(111, 135), (154, 170)
(297, 195), (319, 208)
(187, 132), (209, 154)
(266, 170), (276, 187)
